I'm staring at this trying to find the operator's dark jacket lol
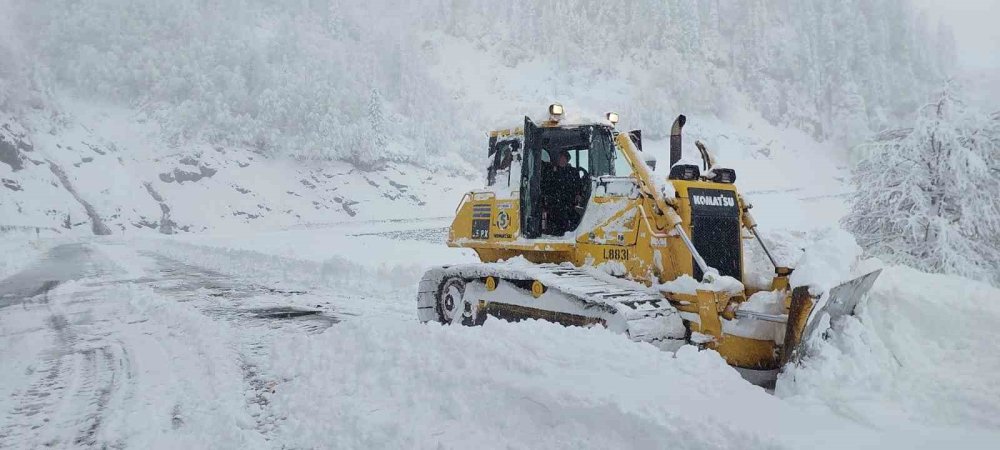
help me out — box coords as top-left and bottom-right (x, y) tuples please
(541, 162), (581, 234)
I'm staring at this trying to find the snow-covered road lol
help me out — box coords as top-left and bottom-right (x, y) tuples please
(0, 241), (348, 448)
(2, 231), (999, 449)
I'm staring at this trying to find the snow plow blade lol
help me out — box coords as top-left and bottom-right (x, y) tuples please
(781, 269), (883, 367)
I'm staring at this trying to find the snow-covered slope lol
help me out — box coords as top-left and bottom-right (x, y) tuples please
(2, 90), (858, 235)
(1, 102), (477, 234)
(1, 91), (854, 236)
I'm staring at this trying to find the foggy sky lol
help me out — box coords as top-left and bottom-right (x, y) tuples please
(915, 0), (1000, 70)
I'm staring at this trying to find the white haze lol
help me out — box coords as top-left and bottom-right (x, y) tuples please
(1, 0), (959, 171)
(913, 0), (1000, 70)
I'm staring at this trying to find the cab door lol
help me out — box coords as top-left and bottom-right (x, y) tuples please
(520, 117), (543, 239)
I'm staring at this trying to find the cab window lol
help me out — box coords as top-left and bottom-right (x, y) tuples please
(487, 138), (519, 187)
(613, 142), (633, 177)
(587, 129), (633, 178)
(570, 149), (588, 172)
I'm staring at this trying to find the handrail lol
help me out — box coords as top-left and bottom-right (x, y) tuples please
(454, 192), (472, 214)
(635, 204), (671, 238)
(454, 190), (500, 214)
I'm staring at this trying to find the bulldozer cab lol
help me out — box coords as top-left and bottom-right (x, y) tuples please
(521, 117), (629, 238)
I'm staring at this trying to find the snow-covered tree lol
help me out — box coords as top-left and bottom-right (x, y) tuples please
(844, 84), (1000, 286)
(368, 88), (387, 152)
(361, 87), (388, 168)
(1, 0), (957, 169)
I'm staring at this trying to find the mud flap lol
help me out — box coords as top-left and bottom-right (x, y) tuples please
(781, 269), (882, 367)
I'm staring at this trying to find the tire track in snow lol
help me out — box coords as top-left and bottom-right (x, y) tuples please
(0, 244), (130, 448)
(3, 240), (377, 446)
(0, 312), (127, 448)
(133, 251), (338, 441)
(0, 314), (73, 445)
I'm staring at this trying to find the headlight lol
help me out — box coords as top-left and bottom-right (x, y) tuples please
(548, 103), (564, 117)
(712, 168), (736, 184)
(668, 164), (700, 181)
(606, 112), (619, 126)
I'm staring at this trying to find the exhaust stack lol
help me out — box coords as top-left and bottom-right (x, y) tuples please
(670, 114), (686, 167)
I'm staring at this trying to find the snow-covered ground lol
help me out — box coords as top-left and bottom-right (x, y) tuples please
(2, 221), (999, 448)
(2, 1), (995, 446)
(4, 95), (997, 446)
(3, 98), (997, 447)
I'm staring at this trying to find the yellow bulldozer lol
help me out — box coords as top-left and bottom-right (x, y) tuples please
(418, 104), (880, 374)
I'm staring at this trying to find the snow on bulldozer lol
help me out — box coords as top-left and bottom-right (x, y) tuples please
(417, 103), (880, 374)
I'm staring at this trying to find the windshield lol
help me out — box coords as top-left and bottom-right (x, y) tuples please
(534, 125), (621, 177)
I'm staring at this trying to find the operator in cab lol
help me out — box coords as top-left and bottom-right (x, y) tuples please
(542, 150), (582, 236)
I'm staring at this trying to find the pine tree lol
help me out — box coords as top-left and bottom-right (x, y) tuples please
(844, 84), (1000, 286)
(369, 88), (387, 149)
(354, 87), (387, 169)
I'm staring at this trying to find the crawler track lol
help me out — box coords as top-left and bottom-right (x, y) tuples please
(418, 262), (686, 344)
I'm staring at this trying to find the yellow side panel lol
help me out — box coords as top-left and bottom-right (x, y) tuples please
(448, 192), (520, 246)
(573, 196), (646, 277)
(489, 198), (519, 241)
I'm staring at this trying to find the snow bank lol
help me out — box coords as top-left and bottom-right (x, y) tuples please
(135, 221), (477, 290)
(135, 238), (434, 294)
(788, 228), (862, 296)
(264, 316), (997, 449)
(268, 319), (763, 449)
(779, 265), (1000, 431)
(741, 228), (809, 291)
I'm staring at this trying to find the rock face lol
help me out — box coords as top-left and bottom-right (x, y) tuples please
(47, 163), (112, 235)
(2, 178), (21, 191)
(143, 182), (175, 234)
(0, 122), (33, 171)
(0, 138), (24, 171)
(159, 165), (218, 184)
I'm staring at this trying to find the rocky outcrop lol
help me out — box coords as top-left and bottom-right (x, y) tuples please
(0, 122), (33, 171)
(47, 162), (112, 235)
(143, 182), (176, 234)
(159, 164), (217, 183)
(2, 178), (22, 191)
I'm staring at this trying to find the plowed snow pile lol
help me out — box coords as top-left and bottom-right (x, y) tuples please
(266, 312), (998, 449)
(253, 229), (1000, 449)
(779, 265), (1000, 430)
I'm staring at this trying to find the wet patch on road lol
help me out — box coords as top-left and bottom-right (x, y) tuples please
(134, 252), (342, 332)
(30, 280), (61, 297)
(0, 244), (99, 308)
(250, 307), (322, 319)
